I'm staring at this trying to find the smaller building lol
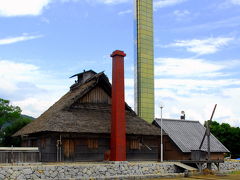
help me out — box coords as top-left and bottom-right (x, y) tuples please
(153, 119), (229, 161)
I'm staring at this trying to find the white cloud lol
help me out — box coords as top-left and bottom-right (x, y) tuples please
(125, 57), (240, 126)
(13, 97), (54, 117)
(218, 0), (240, 8)
(40, 17), (50, 24)
(155, 57), (225, 77)
(118, 9), (132, 15)
(172, 15), (240, 33)
(0, 0), (130, 17)
(0, 34), (43, 45)
(231, 0), (240, 5)
(154, 78), (240, 93)
(1, 58), (239, 126)
(173, 10), (190, 17)
(0, 0), (81, 17)
(0, 60), (39, 89)
(173, 10), (190, 21)
(85, 0), (129, 5)
(167, 37), (234, 55)
(155, 93), (240, 126)
(0, 0), (189, 18)
(154, 0), (187, 9)
(125, 88), (134, 108)
(96, 0), (129, 4)
(0, 60), (71, 117)
(153, 57), (240, 126)
(158, 91), (240, 127)
(125, 78), (134, 87)
(154, 57), (240, 94)
(153, 76), (240, 126)
(125, 77), (240, 127)
(0, 0), (51, 17)
(88, 0), (187, 6)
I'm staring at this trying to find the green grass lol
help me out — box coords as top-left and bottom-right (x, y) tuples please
(147, 174), (240, 180)
(229, 170), (240, 175)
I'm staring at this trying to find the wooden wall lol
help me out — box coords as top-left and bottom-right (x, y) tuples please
(73, 137), (109, 161)
(0, 149), (39, 163)
(24, 133), (160, 162)
(163, 136), (189, 160)
(40, 136), (58, 162)
(78, 86), (111, 104)
(209, 153), (225, 160)
(127, 136), (159, 161)
(163, 136), (225, 161)
(22, 133), (225, 162)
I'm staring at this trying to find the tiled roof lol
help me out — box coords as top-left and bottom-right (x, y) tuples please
(154, 119), (229, 153)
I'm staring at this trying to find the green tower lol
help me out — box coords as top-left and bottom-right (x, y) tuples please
(134, 0), (154, 123)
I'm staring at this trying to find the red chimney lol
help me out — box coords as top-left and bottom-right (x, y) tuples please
(110, 50), (126, 161)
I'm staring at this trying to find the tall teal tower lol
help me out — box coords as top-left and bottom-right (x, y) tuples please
(134, 0), (154, 123)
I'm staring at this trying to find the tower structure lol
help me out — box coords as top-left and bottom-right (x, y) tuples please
(134, 0), (154, 123)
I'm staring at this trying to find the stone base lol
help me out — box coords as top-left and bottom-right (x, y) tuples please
(0, 161), (179, 180)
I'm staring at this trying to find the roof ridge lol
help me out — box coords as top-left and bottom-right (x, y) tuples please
(155, 118), (200, 123)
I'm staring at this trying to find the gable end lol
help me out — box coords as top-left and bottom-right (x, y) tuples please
(73, 85), (111, 105)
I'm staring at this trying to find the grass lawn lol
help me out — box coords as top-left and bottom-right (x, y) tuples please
(147, 172), (240, 180)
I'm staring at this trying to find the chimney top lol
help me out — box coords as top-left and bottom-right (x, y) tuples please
(111, 50), (126, 57)
(69, 70), (96, 91)
(180, 111), (185, 120)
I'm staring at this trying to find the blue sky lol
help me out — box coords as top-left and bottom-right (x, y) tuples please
(0, 0), (240, 126)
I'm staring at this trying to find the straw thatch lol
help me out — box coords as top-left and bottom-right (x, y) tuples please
(14, 71), (160, 137)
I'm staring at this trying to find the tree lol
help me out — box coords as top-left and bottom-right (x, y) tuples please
(0, 98), (32, 146)
(210, 121), (240, 159)
(0, 98), (21, 130)
(0, 118), (32, 146)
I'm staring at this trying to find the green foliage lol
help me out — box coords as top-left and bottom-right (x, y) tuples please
(210, 121), (240, 159)
(0, 118), (32, 146)
(0, 98), (32, 146)
(0, 98), (21, 129)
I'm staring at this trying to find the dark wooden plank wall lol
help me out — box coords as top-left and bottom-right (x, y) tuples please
(163, 136), (189, 160)
(40, 136), (58, 162)
(73, 137), (109, 161)
(38, 135), (159, 162)
(0, 150), (39, 163)
(39, 136), (109, 162)
(127, 137), (159, 161)
(209, 153), (225, 160)
(79, 86), (111, 104)
(163, 136), (225, 161)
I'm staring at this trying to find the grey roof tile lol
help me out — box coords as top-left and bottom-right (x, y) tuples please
(154, 119), (229, 153)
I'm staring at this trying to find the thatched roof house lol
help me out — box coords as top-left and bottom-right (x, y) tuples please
(15, 71), (160, 137)
(14, 70), (161, 162)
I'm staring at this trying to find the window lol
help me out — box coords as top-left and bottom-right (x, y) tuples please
(41, 137), (46, 149)
(130, 139), (140, 150)
(87, 139), (98, 149)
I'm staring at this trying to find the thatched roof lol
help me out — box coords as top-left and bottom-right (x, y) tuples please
(14, 71), (160, 136)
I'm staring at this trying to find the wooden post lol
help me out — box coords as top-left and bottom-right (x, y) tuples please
(11, 145), (13, 164)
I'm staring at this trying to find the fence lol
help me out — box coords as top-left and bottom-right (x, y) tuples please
(0, 147), (40, 163)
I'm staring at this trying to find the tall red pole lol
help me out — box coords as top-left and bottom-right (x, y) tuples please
(110, 50), (126, 161)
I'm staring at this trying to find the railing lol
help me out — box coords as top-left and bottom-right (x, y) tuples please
(0, 147), (40, 163)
